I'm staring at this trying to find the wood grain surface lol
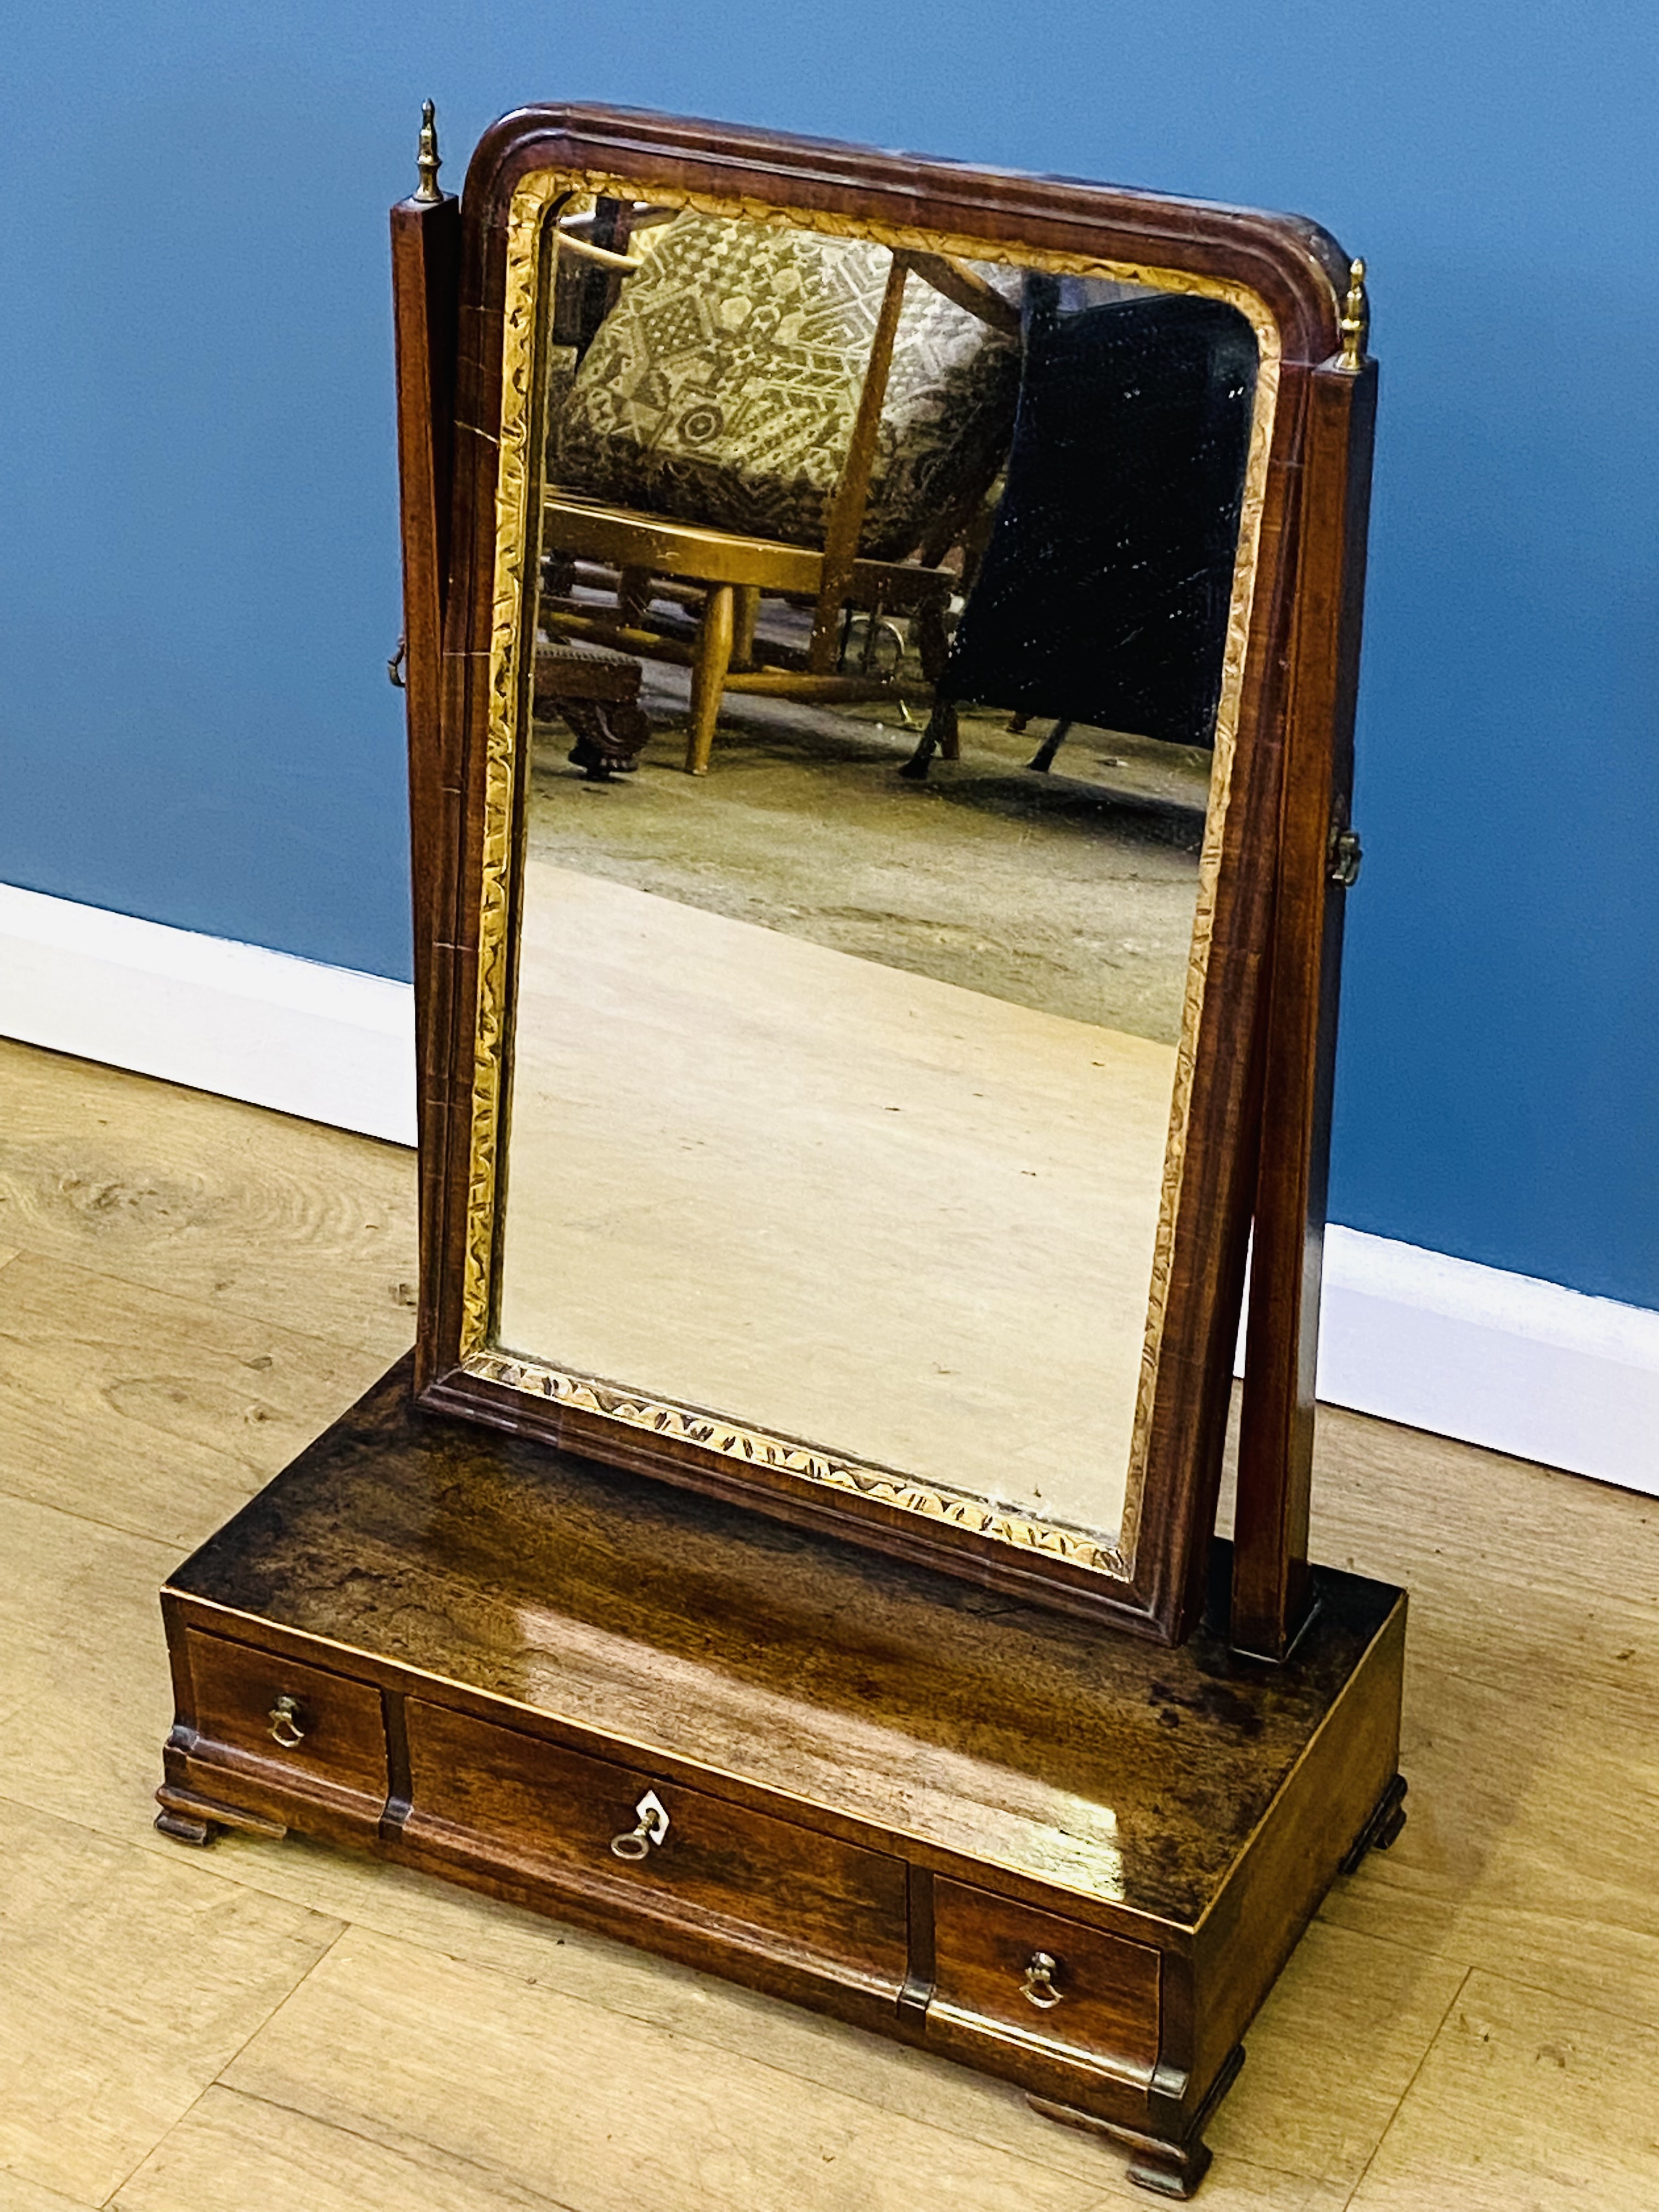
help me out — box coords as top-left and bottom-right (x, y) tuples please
(179, 1629), (390, 1810)
(1, 1040), (1655, 2206)
(0, 1245), (396, 1548)
(159, 1359), (1403, 2172)
(930, 1878), (1163, 2074)
(0, 1796), (340, 2205)
(0, 1037), (417, 1355)
(1232, 359), (1377, 1659)
(165, 1362), (1399, 1928)
(404, 1697), (911, 1992)
(1346, 1971), (1659, 2210)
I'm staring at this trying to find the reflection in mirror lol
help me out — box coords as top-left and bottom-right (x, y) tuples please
(493, 195), (1259, 1555)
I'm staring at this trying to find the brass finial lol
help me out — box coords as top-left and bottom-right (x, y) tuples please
(1337, 257), (1368, 371)
(415, 100), (442, 204)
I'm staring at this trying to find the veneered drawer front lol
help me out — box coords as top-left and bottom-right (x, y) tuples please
(405, 1700), (906, 1989)
(182, 1629), (388, 1806)
(931, 1878), (1161, 2076)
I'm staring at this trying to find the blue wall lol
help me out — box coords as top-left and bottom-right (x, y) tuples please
(4, 2), (1655, 1307)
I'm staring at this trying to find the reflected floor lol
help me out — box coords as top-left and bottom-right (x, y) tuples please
(527, 670), (1209, 1046)
(498, 862), (1176, 1540)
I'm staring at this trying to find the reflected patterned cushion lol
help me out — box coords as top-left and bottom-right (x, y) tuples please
(549, 211), (1019, 562)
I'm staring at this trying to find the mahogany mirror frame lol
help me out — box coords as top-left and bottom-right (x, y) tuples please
(392, 103), (1375, 1654)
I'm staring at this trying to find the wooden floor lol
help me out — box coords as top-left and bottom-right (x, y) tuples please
(0, 1034), (1655, 2210)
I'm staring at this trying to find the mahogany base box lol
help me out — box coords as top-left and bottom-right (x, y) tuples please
(155, 1359), (1405, 2198)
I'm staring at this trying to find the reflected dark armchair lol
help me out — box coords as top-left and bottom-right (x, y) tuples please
(902, 282), (1258, 778)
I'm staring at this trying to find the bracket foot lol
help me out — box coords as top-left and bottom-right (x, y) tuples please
(154, 1784), (286, 1849)
(1340, 1773), (1408, 1875)
(1030, 2045), (1244, 2200)
(154, 1807), (215, 1847)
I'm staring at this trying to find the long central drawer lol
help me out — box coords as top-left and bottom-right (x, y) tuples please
(402, 1700), (908, 1992)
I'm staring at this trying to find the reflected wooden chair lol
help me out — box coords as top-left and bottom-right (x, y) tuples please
(539, 210), (1020, 774)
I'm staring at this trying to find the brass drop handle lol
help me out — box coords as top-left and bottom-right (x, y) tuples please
(1020, 1951), (1064, 2010)
(610, 1788), (670, 1861)
(268, 1694), (307, 1749)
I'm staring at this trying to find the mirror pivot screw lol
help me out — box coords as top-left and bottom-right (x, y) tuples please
(1328, 826), (1363, 888)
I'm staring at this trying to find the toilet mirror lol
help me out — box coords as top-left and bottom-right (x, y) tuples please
(409, 108), (1370, 1641)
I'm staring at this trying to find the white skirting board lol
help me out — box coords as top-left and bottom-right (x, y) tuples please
(1302, 1228), (1656, 1496)
(2, 882), (1654, 1494)
(0, 883), (417, 1146)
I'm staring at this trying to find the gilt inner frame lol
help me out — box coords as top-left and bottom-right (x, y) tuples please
(455, 162), (1284, 1590)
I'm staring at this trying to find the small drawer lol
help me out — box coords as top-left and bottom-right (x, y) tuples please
(405, 1701), (907, 1992)
(930, 1878), (1161, 2077)
(182, 1629), (388, 1811)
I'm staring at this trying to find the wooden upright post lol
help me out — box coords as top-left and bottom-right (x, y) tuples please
(390, 104), (462, 1391)
(1231, 331), (1378, 1661)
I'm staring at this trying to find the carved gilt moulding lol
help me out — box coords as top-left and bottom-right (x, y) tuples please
(422, 106), (1359, 1640)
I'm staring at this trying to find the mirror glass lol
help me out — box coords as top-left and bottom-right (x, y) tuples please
(491, 194), (1261, 1555)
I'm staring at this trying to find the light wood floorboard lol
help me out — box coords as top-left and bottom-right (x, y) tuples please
(0, 2169), (101, 2212)
(0, 1041), (1652, 2207)
(0, 1248), (396, 1550)
(0, 1039), (416, 1358)
(0, 1797), (341, 2206)
(0, 1489), (178, 1828)
(1346, 1971), (1659, 2209)
(1300, 1415), (1659, 2025)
